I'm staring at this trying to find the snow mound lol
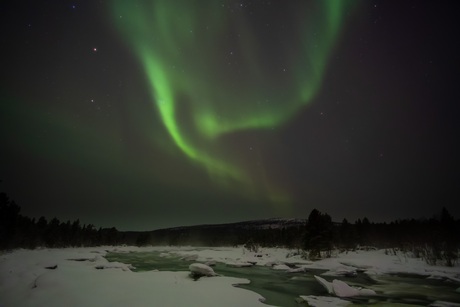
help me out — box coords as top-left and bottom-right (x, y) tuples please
(94, 262), (134, 271)
(272, 264), (291, 271)
(287, 267), (307, 273)
(314, 275), (376, 298)
(331, 279), (359, 297)
(189, 263), (217, 277)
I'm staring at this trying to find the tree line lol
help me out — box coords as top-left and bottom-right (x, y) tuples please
(0, 192), (122, 249)
(1, 189), (459, 266)
(303, 208), (459, 266)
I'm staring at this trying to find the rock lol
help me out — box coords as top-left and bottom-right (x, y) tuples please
(67, 258), (93, 262)
(44, 264), (57, 270)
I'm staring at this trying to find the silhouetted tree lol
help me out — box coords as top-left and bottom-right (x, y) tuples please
(303, 209), (334, 259)
(339, 218), (356, 250)
(438, 207), (458, 266)
(0, 192), (21, 249)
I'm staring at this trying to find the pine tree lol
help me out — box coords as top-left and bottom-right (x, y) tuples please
(303, 209), (334, 259)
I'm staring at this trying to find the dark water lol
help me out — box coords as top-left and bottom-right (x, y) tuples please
(106, 251), (460, 306)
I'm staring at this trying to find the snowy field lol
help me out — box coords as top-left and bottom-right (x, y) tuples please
(1, 246), (459, 306)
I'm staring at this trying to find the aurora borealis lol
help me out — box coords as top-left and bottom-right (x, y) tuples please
(1, 0), (459, 230)
(111, 0), (352, 202)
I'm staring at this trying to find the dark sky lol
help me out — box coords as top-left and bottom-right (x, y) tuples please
(1, 0), (459, 231)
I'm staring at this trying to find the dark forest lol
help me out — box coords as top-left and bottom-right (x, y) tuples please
(1, 191), (458, 266)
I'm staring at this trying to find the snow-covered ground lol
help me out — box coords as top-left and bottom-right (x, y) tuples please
(1, 246), (459, 306)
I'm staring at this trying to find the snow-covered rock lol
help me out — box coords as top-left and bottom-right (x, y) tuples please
(314, 275), (376, 298)
(189, 263), (217, 277)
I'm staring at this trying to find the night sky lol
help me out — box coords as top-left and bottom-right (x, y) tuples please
(1, 0), (459, 231)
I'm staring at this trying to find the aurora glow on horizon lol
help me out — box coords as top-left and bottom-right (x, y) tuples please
(112, 0), (352, 202)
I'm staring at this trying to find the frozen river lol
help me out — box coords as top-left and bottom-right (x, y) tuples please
(106, 250), (460, 306)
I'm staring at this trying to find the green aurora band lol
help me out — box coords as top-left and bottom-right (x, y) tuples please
(112, 0), (352, 201)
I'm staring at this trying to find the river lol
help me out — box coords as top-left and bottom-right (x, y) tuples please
(106, 250), (460, 306)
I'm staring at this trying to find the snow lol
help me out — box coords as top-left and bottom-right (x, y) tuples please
(314, 275), (376, 298)
(301, 249), (460, 280)
(271, 264), (291, 271)
(161, 246), (459, 282)
(331, 279), (361, 297)
(1, 246), (459, 306)
(0, 248), (267, 307)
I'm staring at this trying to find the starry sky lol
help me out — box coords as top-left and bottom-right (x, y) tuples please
(1, 0), (459, 231)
